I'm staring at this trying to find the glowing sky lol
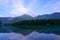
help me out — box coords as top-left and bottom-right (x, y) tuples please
(0, 0), (60, 17)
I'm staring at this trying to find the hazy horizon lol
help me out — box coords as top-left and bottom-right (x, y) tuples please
(0, 0), (60, 17)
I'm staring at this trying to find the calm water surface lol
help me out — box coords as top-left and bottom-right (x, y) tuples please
(0, 26), (60, 40)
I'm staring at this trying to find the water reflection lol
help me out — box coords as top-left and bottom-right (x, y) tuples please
(0, 33), (24, 40)
(0, 32), (60, 40)
(0, 26), (60, 35)
(25, 31), (60, 40)
(0, 26), (60, 40)
(0, 26), (32, 35)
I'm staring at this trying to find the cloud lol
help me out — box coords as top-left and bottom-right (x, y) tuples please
(28, 0), (38, 9)
(9, 0), (30, 17)
(0, 0), (60, 17)
(0, 0), (43, 17)
(51, 1), (60, 12)
(0, 0), (30, 17)
(0, 0), (9, 7)
(10, 0), (40, 17)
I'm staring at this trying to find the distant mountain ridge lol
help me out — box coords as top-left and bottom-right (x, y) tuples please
(35, 12), (60, 19)
(10, 14), (33, 23)
(0, 12), (60, 23)
(0, 17), (13, 24)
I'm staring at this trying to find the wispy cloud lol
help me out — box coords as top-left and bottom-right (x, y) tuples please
(9, 0), (30, 16)
(50, 1), (60, 12)
(0, 0), (60, 17)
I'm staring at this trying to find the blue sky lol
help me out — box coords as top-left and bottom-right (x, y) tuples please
(0, 0), (60, 17)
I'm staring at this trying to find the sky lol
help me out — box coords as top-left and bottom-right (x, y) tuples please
(0, 0), (60, 17)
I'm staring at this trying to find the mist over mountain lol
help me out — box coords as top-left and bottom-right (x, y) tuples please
(10, 14), (33, 23)
(35, 12), (60, 19)
(0, 12), (60, 23)
(11, 12), (60, 23)
(0, 17), (13, 24)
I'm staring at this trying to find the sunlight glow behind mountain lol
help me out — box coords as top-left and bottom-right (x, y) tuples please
(0, 0), (60, 17)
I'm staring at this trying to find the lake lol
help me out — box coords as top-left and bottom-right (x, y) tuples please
(0, 26), (60, 40)
(0, 32), (60, 40)
(0, 26), (60, 35)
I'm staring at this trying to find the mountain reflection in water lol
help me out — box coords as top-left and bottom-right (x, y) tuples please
(0, 26), (60, 40)
(0, 32), (60, 40)
(0, 26), (60, 35)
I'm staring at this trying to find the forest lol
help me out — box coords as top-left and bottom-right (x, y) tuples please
(10, 19), (60, 30)
(11, 19), (60, 26)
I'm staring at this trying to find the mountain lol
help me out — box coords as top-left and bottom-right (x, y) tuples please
(25, 31), (59, 40)
(0, 17), (13, 24)
(35, 12), (60, 19)
(10, 12), (60, 23)
(10, 14), (33, 23)
(19, 14), (33, 20)
(1, 12), (60, 24)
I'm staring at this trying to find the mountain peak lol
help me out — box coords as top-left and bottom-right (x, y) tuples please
(35, 12), (60, 19)
(21, 14), (32, 17)
(20, 14), (33, 18)
(22, 14), (29, 16)
(53, 12), (60, 14)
